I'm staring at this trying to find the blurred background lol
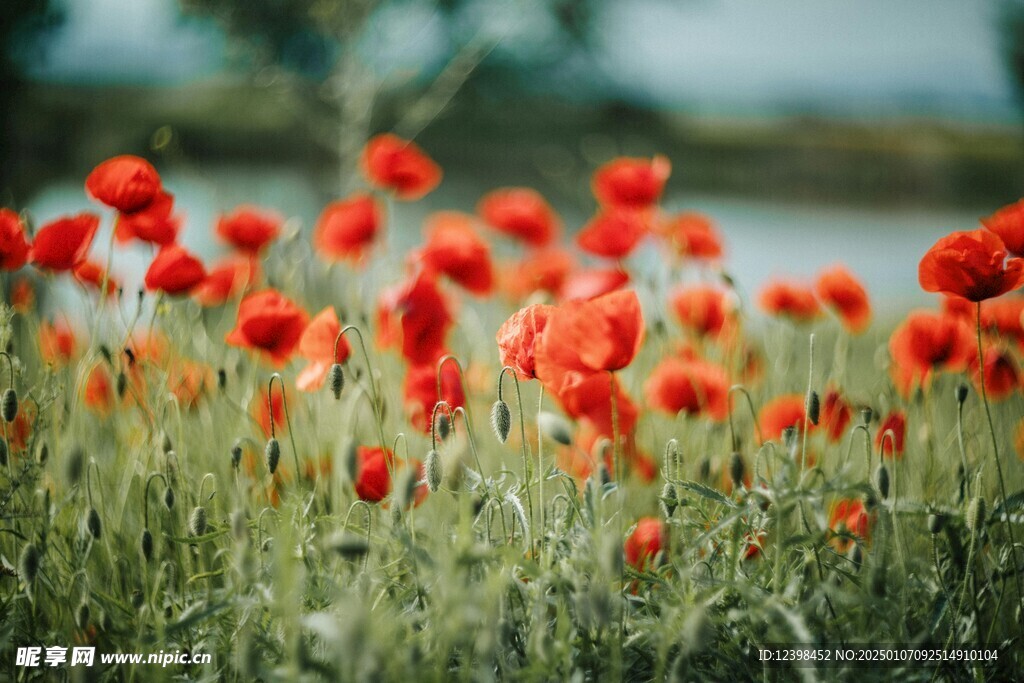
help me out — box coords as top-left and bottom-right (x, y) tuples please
(5, 0), (1024, 313)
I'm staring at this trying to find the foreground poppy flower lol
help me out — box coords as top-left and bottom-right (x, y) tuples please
(624, 517), (666, 571)
(191, 258), (254, 307)
(759, 394), (812, 441)
(296, 307), (351, 392)
(981, 199), (1024, 257)
(30, 213), (99, 272)
(757, 280), (821, 323)
(418, 212), (494, 295)
(85, 155), (161, 213)
(670, 285), (735, 339)
(478, 187), (560, 246)
(644, 356), (729, 420)
(820, 388), (852, 443)
(362, 133), (442, 200)
(144, 244), (207, 295)
(115, 190), (179, 246)
(314, 193), (382, 263)
(377, 273), (452, 365)
(576, 209), (647, 259)
(0, 209), (30, 271)
(593, 156), (670, 209)
(919, 229), (1024, 302)
(557, 371), (639, 439)
(227, 289), (310, 366)
(888, 310), (973, 395)
(499, 248), (575, 300)
(403, 361), (465, 433)
(537, 289), (644, 375)
(829, 498), (872, 553)
(815, 265), (871, 333)
(354, 446), (427, 506)
(875, 410), (907, 458)
(217, 206), (282, 254)
(496, 304), (555, 380)
(39, 320), (77, 365)
(974, 347), (1020, 400)
(73, 261), (118, 298)
(659, 212), (724, 260)
(559, 267), (630, 302)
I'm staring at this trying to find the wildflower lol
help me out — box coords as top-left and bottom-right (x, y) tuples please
(115, 190), (179, 245)
(536, 289), (645, 375)
(84, 364), (115, 414)
(554, 373), (639, 440)
(403, 362), (465, 433)
(658, 212), (723, 260)
(477, 187), (560, 246)
(295, 307), (350, 392)
(354, 446), (426, 506)
(576, 209), (647, 259)
(496, 303), (555, 380)
(417, 212), (494, 295)
(30, 214), (99, 272)
(919, 228), (1024, 301)
(624, 517), (666, 571)
(0, 209), (30, 271)
(981, 198), (1024, 257)
(644, 357), (729, 420)
(39, 320), (77, 365)
(974, 347), (1020, 401)
(376, 273), (452, 365)
(226, 290), (309, 366)
(10, 278), (33, 313)
(759, 394), (813, 441)
(829, 498), (872, 553)
(875, 410), (907, 459)
(757, 280), (821, 323)
(73, 261), (118, 298)
(592, 156), (671, 209)
(559, 267), (629, 302)
(314, 193), (382, 263)
(192, 258), (254, 307)
(888, 310), (973, 395)
(820, 388), (852, 442)
(85, 155), (161, 213)
(669, 285), (735, 339)
(498, 248), (575, 300)
(815, 264), (871, 333)
(490, 400), (511, 442)
(216, 206), (282, 254)
(144, 244), (207, 295)
(361, 133), (441, 200)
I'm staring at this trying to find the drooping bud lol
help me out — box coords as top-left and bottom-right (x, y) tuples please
(847, 543), (863, 570)
(116, 372), (127, 399)
(874, 464), (890, 500)
(164, 486), (175, 510)
(18, 543), (39, 584)
(327, 363), (344, 400)
(265, 438), (280, 475)
(217, 368), (227, 390)
(86, 508), (102, 539)
(141, 528), (153, 561)
(806, 391), (820, 426)
(65, 447), (82, 485)
(927, 513), (945, 535)
(189, 506), (208, 537)
(490, 400), (511, 443)
(729, 452), (745, 490)
(35, 441), (48, 467)
(329, 532), (369, 560)
(130, 590), (145, 610)
(393, 467), (418, 511)
(425, 449), (442, 493)
(660, 482), (678, 519)
(230, 440), (243, 470)
(435, 412), (451, 441)
(967, 496), (986, 534)
(782, 426), (797, 452)
(860, 408), (872, 425)
(538, 411), (572, 446)
(162, 433), (173, 454)
(2, 388), (17, 423)
(955, 383), (969, 405)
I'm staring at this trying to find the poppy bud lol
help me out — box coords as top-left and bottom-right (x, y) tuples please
(967, 496), (986, 534)
(860, 408), (872, 425)
(729, 452), (745, 490)
(782, 426), (797, 451)
(955, 383), (969, 405)
(806, 391), (820, 426)
(218, 368), (227, 390)
(124, 347), (136, 367)
(230, 440), (243, 470)
(164, 486), (175, 510)
(0, 438), (6, 467)
(393, 467), (417, 511)
(99, 345), (112, 364)
(698, 457), (710, 482)
(506, 492), (529, 538)
(75, 601), (90, 630)
(18, 543), (39, 584)
(927, 513), (945, 535)
(327, 363), (344, 400)
(116, 371), (127, 398)
(538, 411), (572, 446)
(86, 508), (101, 539)
(660, 482), (678, 519)
(329, 532), (369, 560)
(598, 462), (611, 486)
(874, 464), (890, 500)
(490, 400), (511, 443)
(2, 388), (17, 423)
(341, 442), (358, 484)
(141, 528), (153, 560)
(189, 506), (208, 537)
(130, 589), (145, 610)
(32, 441), (46, 467)
(265, 438), (280, 475)
(162, 433), (173, 454)
(425, 449), (442, 493)
(435, 412), (451, 441)
(847, 543), (863, 570)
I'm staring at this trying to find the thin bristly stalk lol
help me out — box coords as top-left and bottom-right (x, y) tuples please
(268, 374), (301, 482)
(728, 384), (764, 447)
(536, 384), (546, 561)
(498, 367), (534, 539)
(800, 334), (814, 477)
(340, 325), (388, 450)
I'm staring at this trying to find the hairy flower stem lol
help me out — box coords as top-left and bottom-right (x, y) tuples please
(339, 325), (388, 451)
(800, 334), (814, 477)
(90, 215), (119, 350)
(537, 384), (545, 562)
(498, 367), (534, 541)
(727, 384), (764, 452)
(268, 374), (301, 483)
(955, 398), (970, 501)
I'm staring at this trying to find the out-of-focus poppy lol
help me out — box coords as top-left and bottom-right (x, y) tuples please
(191, 258), (254, 307)
(39, 320), (77, 365)
(362, 133), (441, 200)
(403, 360), (465, 433)
(975, 347), (1020, 400)
(659, 212), (724, 260)
(216, 206), (282, 254)
(670, 285), (735, 339)
(0, 209), (30, 271)
(499, 248), (576, 300)
(536, 289), (644, 376)
(84, 363), (115, 415)
(593, 156), (670, 209)
(30, 214), (99, 272)
(982, 198), (1024, 257)
(815, 265), (871, 334)
(85, 155), (161, 213)
(644, 356), (729, 420)
(144, 244), (206, 295)
(875, 410), (907, 458)
(252, 383), (289, 438)
(354, 446), (427, 506)
(314, 193), (382, 264)
(73, 261), (118, 298)
(576, 209), (647, 259)
(477, 187), (560, 246)
(169, 360), (212, 409)
(296, 307), (351, 392)
(377, 273), (452, 365)
(115, 190), (179, 246)
(496, 303), (555, 380)
(559, 267), (629, 302)
(981, 297), (1024, 346)
(829, 498), (872, 553)
(888, 310), (973, 395)
(820, 388), (852, 443)
(226, 289), (310, 366)
(759, 394), (812, 441)
(418, 212), (494, 295)
(757, 280), (821, 323)
(557, 372), (639, 439)
(624, 517), (666, 570)
(919, 229), (1024, 302)
(10, 278), (33, 313)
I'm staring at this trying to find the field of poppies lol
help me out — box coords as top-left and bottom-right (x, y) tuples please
(0, 138), (1023, 681)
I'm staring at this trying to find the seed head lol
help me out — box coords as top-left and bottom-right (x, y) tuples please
(18, 543), (39, 584)
(265, 438), (281, 475)
(189, 506), (208, 537)
(490, 400), (511, 443)
(86, 508), (102, 539)
(163, 486), (175, 510)
(425, 449), (442, 493)
(967, 496), (986, 534)
(2, 388), (18, 423)
(806, 390), (820, 426)
(874, 464), (890, 500)
(141, 528), (153, 561)
(538, 411), (572, 446)
(327, 363), (344, 400)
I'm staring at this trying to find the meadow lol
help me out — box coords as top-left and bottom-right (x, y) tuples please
(0, 142), (1023, 681)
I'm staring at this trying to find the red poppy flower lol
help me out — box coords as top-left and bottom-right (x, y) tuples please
(403, 360), (465, 433)
(624, 517), (666, 570)
(296, 307), (351, 392)
(499, 248), (576, 300)
(418, 212), (494, 295)
(577, 209), (647, 259)
(659, 212), (724, 260)
(592, 156), (671, 209)
(226, 289), (310, 366)
(84, 363), (115, 415)
(30, 213), (99, 271)
(10, 278), (33, 313)
(981, 297), (1024, 346)
(556, 372), (639, 439)
(815, 264), (871, 333)
(144, 244), (207, 295)
(477, 187), (560, 246)
(252, 383), (289, 438)
(759, 394), (813, 441)
(314, 193), (382, 263)
(644, 356), (729, 420)
(820, 388), (852, 443)
(216, 206), (282, 254)
(0, 209), (30, 271)
(919, 229), (1024, 302)
(975, 347), (1020, 401)
(559, 267), (630, 302)
(670, 285), (735, 339)
(39, 320), (77, 365)
(169, 360), (212, 409)
(377, 273), (453, 366)
(875, 410), (907, 458)
(115, 190), (179, 246)
(829, 499), (872, 552)
(941, 294), (975, 320)
(981, 198), (1024, 257)
(361, 133), (442, 200)
(536, 289), (644, 376)
(888, 310), (973, 395)
(496, 304), (555, 380)
(354, 446), (427, 506)
(757, 280), (821, 323)
(192, 258), (254, 307)
(73, 261), (118, 298)
(85, 155), (161, 213)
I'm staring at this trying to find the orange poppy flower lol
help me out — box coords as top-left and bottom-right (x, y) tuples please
(829, 498), (872, 553)
(216, 206), (282, 254)
(496, 304), (555, 380)
(499, 248), (576, 300)
(644, 356), (729, 420)
(191, 258), (254, 307)
(477, 187), (560, 246)
(592, 156), (670, 209)
(144, 244), (206, 295)
(559, 267), (630, 302)
(919, 228), (1024, 302)
(815, 264), (871, 333)
(820, 388), (852, 443)
(418, 212), (494, 295)
(757, 280), (821, 323)
(30, 213), (99, 272)
(875, 410), (907, 458)
(670, 285), (735, 339)
(981, 198), (1024, 257)
(0, 209), (30, 271)
(295, 307), (351, 392)
(115, 190), (179, 246)
(169, 360), (212, 409)
(39, 320), (77, 365)
(10, 278), (33, 313)
(624, 517), (666, 570)
(537, 289), (644, 375)
(975, 347), (1020, 401)
(314, 193), (382, 264)
(73, 261), (118, 298)
(888, 310), (973, 395)
(759, 394), (813, 441)
(659, 212), (724, 260)
(226, 289), (309, 366)
(576, 209), (647, 259)
(403, 360), (465, 433)
(85, 155), (161, 213)
(377, 273), (452, 365)
(361, 133), (441, 200)
(84, 363), (115, 415)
